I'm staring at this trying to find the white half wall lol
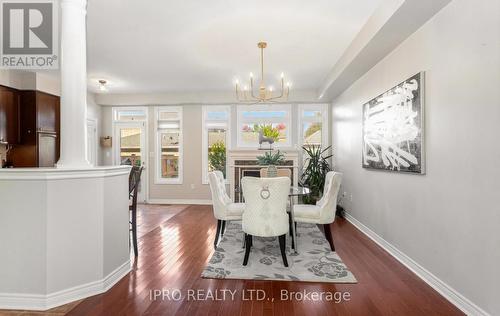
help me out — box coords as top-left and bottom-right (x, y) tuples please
(331, 0), (500, 315)
(0, 166), (131, 310)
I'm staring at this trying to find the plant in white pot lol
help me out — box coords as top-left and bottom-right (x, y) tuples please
(257, 150), (285, 177)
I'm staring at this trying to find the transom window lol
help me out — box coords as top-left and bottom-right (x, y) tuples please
(112, 107), (147, 121)
(237, 104), (291, 148)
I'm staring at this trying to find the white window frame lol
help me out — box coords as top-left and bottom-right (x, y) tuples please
(111, 106), (149, 166)
(236, 104), (292, 148)
(111, 106), (149, 202)
(297, 104), (329, 149)
(112, 106), (148, 122)
(201, 105), (231, 184)
(154, 106), (183, 185)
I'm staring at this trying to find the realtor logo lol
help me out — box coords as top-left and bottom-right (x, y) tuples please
(0, 0), (58, 69)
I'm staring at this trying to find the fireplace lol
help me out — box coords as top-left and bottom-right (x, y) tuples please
(242, 169), (261, 178)
(228, 149), (300, 202)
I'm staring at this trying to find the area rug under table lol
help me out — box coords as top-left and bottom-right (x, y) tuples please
(202, 222), (357, 283)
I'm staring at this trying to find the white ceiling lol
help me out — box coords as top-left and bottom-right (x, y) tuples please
(86, 0), (381, 94)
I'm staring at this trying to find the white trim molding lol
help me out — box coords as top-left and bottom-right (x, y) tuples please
(0, 165), (131, 180)
(148, 199), (212, 205)
(0, 260), (130, 311)
(344, 212), (490, 316)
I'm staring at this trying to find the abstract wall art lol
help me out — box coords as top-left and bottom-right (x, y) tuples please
(362, 72), (425, 174)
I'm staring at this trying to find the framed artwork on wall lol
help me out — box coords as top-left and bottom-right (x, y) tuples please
(362, 72), (425, 174)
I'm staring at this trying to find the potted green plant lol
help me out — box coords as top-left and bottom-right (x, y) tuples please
(300, 145), (332, 204)
(208, 141), (226, 177)
(257, 150), (285, 177)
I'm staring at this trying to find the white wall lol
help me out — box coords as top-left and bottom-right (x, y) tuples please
(95, 89), (318, 106)
(86, 92), (103, 165)
(0, 70), (24, 89)
(35, 73), (60, 96)
(331, 0), (500, 315)
(87, 92), (100, 120)
(148, 105), (211, 201)
(0, 70), (60, 95)
(99, 106), (113, 166)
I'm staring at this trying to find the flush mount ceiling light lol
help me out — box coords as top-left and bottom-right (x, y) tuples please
(234, 42), (290, 103)
(98, 79), (108, 92)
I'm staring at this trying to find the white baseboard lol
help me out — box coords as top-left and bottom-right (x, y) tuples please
(0, 260), (131, 311)
(147, 198), (212, 205)
(344, 212), (490, 316)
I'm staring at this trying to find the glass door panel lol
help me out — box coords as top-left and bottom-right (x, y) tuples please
(119, 127), (142, 167)
(114, 122), (147, 202)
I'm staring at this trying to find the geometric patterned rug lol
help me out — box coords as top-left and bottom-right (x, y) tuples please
(201, 221), (357, 283)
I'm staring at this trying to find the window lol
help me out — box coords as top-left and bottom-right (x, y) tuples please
(202, 106), (231, 184)
(155, 106), (182, 184)
(237, 104), (291, 148)
(112, 107), (147, 121)
(298, 104), (329, 162)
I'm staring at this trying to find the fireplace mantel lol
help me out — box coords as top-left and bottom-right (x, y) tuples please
(228, 149), (300, 202)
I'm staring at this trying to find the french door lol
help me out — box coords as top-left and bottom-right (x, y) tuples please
(114, 121), (148, 202)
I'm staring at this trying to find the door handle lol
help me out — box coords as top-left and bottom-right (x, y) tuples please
(42, 134), (58, 138)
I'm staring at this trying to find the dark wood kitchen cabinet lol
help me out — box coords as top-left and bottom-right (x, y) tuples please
(10, 90), (60, 167)
(0, 85), (20, 144)
(20, 90), (60, 144)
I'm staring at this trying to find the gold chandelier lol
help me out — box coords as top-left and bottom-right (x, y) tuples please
(235, 42), (290, 103)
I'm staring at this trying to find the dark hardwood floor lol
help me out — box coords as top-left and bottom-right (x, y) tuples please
(66, 204), (463, 316)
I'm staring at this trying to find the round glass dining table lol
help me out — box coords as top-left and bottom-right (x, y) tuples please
(289, 186), (310, 196)
(288, 186), (310, 254)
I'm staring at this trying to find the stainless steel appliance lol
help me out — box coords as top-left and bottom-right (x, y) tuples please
(37, 131), (58, 167)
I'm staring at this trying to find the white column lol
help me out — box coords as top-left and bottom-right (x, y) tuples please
(56, 0), (91, 168)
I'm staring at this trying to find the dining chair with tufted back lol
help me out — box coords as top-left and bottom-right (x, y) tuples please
(208, 171), (245, 249)
(293, 171), (342, 251)
(241, 176), (291, 267)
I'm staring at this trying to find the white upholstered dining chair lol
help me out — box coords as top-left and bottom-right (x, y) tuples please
(208, 171), (245, 249)
(241, 176), (291, 267)
(293, 171), (342, 251)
